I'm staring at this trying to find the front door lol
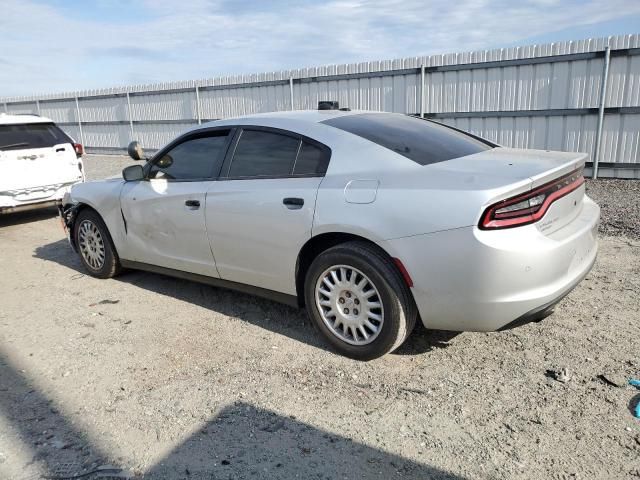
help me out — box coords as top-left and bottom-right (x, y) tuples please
(120, 130), (232, 277)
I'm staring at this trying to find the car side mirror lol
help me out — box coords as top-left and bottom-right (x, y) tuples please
(123, 164), (144, 182)
(127, 141), (145, 161)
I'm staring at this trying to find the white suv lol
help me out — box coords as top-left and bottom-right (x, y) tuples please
(0, 113), (85, 214)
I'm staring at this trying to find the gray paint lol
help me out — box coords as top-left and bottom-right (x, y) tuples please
(65, 110), (600, 333)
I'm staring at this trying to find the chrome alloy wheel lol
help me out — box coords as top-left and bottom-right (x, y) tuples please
(78, 219), (105, 270)
(315, 265), (384, 345)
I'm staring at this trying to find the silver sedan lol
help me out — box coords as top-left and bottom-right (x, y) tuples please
(60, 110), (599, 360)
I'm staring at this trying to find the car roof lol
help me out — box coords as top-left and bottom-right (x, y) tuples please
(0, 113), (54, 125)
(203, 109), (380, 126)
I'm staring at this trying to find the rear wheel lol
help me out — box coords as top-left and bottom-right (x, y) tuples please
(74, 209), (121, 279)
(304, 241), (417, 360)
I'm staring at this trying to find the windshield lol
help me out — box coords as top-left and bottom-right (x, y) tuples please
(0, 123), (73, 151)
(322, 113), (495, 166)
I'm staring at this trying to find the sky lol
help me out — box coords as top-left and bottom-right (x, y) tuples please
(1, 0), (639, 98)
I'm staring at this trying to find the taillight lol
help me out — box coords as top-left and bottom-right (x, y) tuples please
(479, 167), (585, 230)
(73, 143), (84, 158)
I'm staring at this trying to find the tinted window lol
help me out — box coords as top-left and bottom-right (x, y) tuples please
(0, 123), (72, 150)
(149, 132), (229, 180)
(228, 130), (300, 178)
(293, 141), (329, 175)
(322, 113), (494, 166)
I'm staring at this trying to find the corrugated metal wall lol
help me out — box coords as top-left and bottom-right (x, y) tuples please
(2, 34), (639, 177)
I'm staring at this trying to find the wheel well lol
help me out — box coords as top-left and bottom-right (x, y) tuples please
(295, 232), (391, 307)
(66, 204), (106, 249)
(74, 203), (94, 216)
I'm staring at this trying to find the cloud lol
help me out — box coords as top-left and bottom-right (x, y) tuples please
(91, 47), (169, 61)
(1, 0), (639, 98)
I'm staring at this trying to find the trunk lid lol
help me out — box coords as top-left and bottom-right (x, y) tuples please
(428, 147), (586, 189)
(423, 147), (588, 234)
(461, 147), (587, 235)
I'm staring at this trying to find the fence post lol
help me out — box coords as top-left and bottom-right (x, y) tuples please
(420, 64), (425, 118)
(593, 45), (611, 180)
(289, 78), (295, 111)
(195, 85), (202, 124)
(36, 99), (41, 115)
(74, 96), (85, 147)
(126, 92), (135, 141)
(3, 102), (7, 113)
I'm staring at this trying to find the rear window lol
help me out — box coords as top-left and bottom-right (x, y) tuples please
(322, 113), (494, 165)
(293, 141), (330, 175)
(228, 130), (300, 178)
(0, 123), (72, 151)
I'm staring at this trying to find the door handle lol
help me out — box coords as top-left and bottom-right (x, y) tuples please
(185, 199), (200, 208)
(283, 197), (304, 209)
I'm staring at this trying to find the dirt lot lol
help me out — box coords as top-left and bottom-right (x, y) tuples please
(0, 155), (638, 480)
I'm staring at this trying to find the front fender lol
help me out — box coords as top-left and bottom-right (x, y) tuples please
(60, 180), (128, 257)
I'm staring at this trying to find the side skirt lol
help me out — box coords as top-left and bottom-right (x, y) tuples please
(120, 259), (300, 308)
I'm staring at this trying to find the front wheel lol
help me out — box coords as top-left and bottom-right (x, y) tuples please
(74, 209), (121, 279)
(304, 241), (417, 360)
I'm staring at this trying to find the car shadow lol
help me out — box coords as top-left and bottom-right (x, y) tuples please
(0, 349), (466, 479)
(0, 349), (113, 479)
(145, 401), (466, 480)
(34, 239), (458, 358)
(0, 207), (58, 227)
(394, 324), (460, 356)
(629, 393), (640, 418)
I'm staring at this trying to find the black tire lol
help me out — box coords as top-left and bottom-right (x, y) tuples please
(73, 208), (121, 279)
(304, 241), (417, 360)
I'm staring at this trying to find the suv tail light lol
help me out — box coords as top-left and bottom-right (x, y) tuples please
(73, 143), (84, 158)
(479, 168), (584, 230)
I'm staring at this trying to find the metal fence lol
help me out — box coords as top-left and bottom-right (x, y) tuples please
(2, 34), (639, 178)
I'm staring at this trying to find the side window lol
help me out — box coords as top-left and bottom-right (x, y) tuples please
(293, 141), (330, 175)
(149, 131), (230, 180)
(228, 130), (300, 178)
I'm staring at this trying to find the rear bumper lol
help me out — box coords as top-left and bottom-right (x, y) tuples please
(497, 252), (596, 330)
(383, 196), (600, 331)
(0, 182), (79, 214)
(0, 200), (61, 214)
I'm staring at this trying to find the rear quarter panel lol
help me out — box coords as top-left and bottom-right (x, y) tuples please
(314, 155), (529, 241)
(314, 146), (589, 242)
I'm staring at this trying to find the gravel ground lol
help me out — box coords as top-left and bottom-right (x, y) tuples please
(586, 179), (640, 240)
(0, 155), (638, 480)
(83, 154), (136, 182)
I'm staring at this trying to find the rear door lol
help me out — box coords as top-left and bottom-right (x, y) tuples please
(205, 127), (330, 295)
(120, 129), (233, 277)
(0, 122), (82, 195)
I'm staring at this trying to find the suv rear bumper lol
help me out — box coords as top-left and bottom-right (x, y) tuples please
(0, 199), (61, 214)
(0, 182), (78, 214)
